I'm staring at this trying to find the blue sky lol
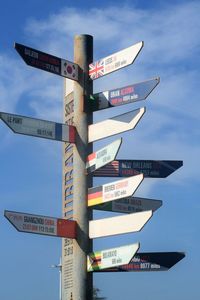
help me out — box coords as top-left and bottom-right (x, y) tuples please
(0, 1), (200, 299)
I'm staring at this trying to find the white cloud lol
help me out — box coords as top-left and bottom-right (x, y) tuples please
(0, 54), (30, 112)
(25, 2), (200, 63)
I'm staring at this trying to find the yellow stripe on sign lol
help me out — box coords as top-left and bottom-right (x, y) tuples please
(88, 197), (103, 207)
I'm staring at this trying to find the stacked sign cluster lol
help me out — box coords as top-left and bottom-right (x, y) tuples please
(0, 38), (185, 300)
(85, 41), (185, 273)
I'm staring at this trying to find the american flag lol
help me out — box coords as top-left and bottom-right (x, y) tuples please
(94, 161), (119, 177)
(89, 60), (104, 80)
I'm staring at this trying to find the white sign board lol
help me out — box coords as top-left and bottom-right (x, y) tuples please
(88, 174), (143, 207)
(0, 112), (76, 143)
(88, 107), (145, 143)
(4, 210), (77, 238)
(89, 41), (143, 80)
(89, 210), (153, 238)
(86, 138), (122, 173)
(87, 242), (140, 271)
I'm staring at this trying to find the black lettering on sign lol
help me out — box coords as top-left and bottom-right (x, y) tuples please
(97, 149), (107, 159)
(103, 250), (117, 259)
(37, 129), (53, 137)
(105, 57), (113, 65)
(104, 184), (115, 192)
(7, 116), (22, 124)
(103, 155), (111, 163)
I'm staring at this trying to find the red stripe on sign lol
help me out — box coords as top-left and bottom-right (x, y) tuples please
(57, 219), (77, 238)
(69, 126), (76, 143)
(87, 152), (96, 162)
(88, 191), (102, 200)
(110, 161), (119, 166)
(94, 160), (120, 176)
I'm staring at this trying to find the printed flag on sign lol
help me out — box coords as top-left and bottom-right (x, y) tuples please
(89, 60), (104, 79)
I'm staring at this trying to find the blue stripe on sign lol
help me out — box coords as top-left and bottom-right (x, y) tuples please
(55, 123), (62, 141)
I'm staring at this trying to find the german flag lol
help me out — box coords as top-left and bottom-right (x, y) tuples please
(88, 186), (103, 206)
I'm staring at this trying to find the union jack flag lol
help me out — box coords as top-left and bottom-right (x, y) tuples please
(89, 60), (104, 80)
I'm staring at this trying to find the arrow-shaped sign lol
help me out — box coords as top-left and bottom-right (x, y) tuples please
(89, 41), (143, 80)
(0, 112), (76, 143)
(88, 107), (145, 143)
(94, 252), (185, 272)
(89, 77), (160, 111)
(86, 138), (122, 174)
(15, 43), (79, 81)
(4, 210), (77, 239)
(95, 196), (162, 214)
(88, 174), (143, 207)
(89, 210), (152, 239)
(87, 242), (140, 272)
(94, 159), (183, 178)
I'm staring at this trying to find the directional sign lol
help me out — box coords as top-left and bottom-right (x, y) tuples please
(88, 107), (145, 143)
(0, 112), (76, 143)
(87, 242), (140, 272)
(89, 210), (152, 239)
(95, 196), (162, 214)
(89, 41), (143, 80)
(88, 174), (143, 207)
(94, 252), (185, 272)
(94, 159), (183, 178)
(15, 43), (79, 81)
(86, 138), (122, 174)
(90, 77), (160, 111)
(4, 210), (77, 239)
